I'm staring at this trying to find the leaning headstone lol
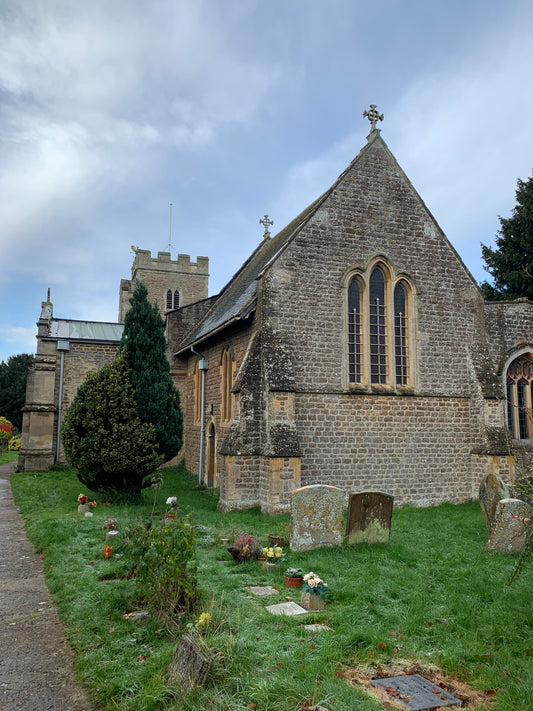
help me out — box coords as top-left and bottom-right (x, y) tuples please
(290, 485), (344, 552)
(479, 472), (510, 531)
(486, 498), (532, 553)
(345, 491), (393, 545)
(167, 635), (211, 688)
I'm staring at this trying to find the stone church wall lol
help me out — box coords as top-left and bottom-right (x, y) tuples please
(295, 392), (479, 506)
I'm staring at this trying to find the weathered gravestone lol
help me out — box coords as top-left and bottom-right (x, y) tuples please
(290, 485), (344, 552)
(486, 498), (532, 553)
(167, 635), (211, 689)
(479, 472), (510, 531)
(345, 491), (393, 545)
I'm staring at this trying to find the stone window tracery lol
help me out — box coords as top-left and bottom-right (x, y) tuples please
(221, 347), (234, 421)
(506, 354), (533, 440)
(347, 260), (412, 389)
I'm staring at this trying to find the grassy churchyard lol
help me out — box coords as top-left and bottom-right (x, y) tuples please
(10, 463), (533, 711)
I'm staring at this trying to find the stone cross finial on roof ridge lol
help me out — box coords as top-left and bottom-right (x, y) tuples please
(259, 214), (274, 240)
(363, 104), (384, 134)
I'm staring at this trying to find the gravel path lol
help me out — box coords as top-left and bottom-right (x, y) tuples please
(0, 461), (93, 710)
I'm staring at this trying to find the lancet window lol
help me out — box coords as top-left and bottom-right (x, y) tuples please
(506, 354), (533, 440)
(347, 261), (413, 389)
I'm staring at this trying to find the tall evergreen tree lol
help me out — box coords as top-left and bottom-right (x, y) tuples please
(62, 351), (163, 493)
(481, 174), (533, 300)
(119, 281), (183, 461)
(0, 353), (34, 430)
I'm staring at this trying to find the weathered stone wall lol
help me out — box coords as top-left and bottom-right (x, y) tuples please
(484, 299), (533, 373)
(54, 342), (120, 463)
(295, 392), (480, 506)
(174, 323), (256, 486)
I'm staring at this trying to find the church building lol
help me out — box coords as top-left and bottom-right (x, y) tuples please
(20, 109), (533, 514)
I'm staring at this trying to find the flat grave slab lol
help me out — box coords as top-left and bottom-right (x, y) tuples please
(303, 623), (333, 632)
(246, 585), (279, 596)
(266, 601), (308, 616)
(371, 674), (461, 710)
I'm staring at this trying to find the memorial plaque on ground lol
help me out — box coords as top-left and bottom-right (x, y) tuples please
(246, 585), (279, 596)
(290, 484), (344, 552)
(479, 472), (510, 531)
(266, 601), (308, 616)
(167, 635), (211, 689)
(345, 491), (393, 545)
(486, 498), (532, 553)
(371, 674), (461, 710)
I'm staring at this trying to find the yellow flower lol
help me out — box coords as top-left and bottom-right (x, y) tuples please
(275, 546), (283, 557)
(197, 612), (212, 628)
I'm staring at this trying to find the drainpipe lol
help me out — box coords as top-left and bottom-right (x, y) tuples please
(191, 346), (208, 485)
(55, 340), (70, 464)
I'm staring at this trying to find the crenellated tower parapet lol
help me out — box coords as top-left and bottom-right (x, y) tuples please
(119, 249), (209, 322)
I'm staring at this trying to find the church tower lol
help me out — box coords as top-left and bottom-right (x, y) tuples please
(119, 249), (209, 322)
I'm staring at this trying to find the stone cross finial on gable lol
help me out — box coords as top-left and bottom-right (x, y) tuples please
(259, 214), (274, 240)
(363, 104), (384, 133)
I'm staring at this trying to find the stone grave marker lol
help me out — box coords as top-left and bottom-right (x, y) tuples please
(167, 635), (211, 689)
(371, 673), (461, 709)
(345, 491), (393, 545)
(266, 601), (308, 616)
(479, 472), (510, 531)
(246, 585), (279, 596)
(290, 484), (344, 552)
(486, 498), (532, 553)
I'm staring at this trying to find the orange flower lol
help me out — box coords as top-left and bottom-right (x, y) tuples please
(88, 501), (97, 508)
(104, 545), (113, 559)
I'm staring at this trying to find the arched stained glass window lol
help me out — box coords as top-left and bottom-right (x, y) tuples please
(346, 261), (413, 389)
(369, 267), (387, 384)
(394, 282), (408, 385)
(506, 354), (533, 439)
(348, 278), (362, 384)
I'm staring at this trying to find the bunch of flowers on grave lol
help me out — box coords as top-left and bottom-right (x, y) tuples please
(262, 545), (285, 565)
(78, 493), (88, 505)
(104, 544), (113, 559)
(284, 567), (303, 579)
(227, 534), (262, 562)
(102, 519), (119, 531)
(165, 496), (180, 516)
(302, 571), (328, 598)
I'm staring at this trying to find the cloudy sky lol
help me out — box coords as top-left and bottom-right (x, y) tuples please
(1, 0), (532, 363)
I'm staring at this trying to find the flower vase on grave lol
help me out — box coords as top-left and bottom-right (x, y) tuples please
(300, 591), (326, 611)
(284, 575), (303, 588)
(263, 562), (280, 571)
(77, 504), (88, 514)
(106, 530), (119, 542)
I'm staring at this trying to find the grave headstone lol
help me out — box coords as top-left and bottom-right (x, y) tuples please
(479, 472), (510, 531)
(345, 491), (393, 545)
(290, 484), (344, 552)
(486, 498), (532, 553)
(167, 635), (211, 689)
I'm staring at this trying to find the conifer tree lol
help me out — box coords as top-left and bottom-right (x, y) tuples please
(119, 281), (183, 461)
(62, 351), (163, 493)
(0, 353), (34, 430)
(481, 174), (533, 300)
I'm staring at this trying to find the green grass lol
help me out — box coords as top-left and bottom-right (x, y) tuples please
(0, 451), (18, 464)
(10, 464), (533, 711)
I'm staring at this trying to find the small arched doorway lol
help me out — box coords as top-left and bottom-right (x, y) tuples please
(206, 422), (216, 487)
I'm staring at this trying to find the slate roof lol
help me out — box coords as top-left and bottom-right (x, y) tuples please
(175, 133), (379, 353)
(46, 319), (124, 343)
